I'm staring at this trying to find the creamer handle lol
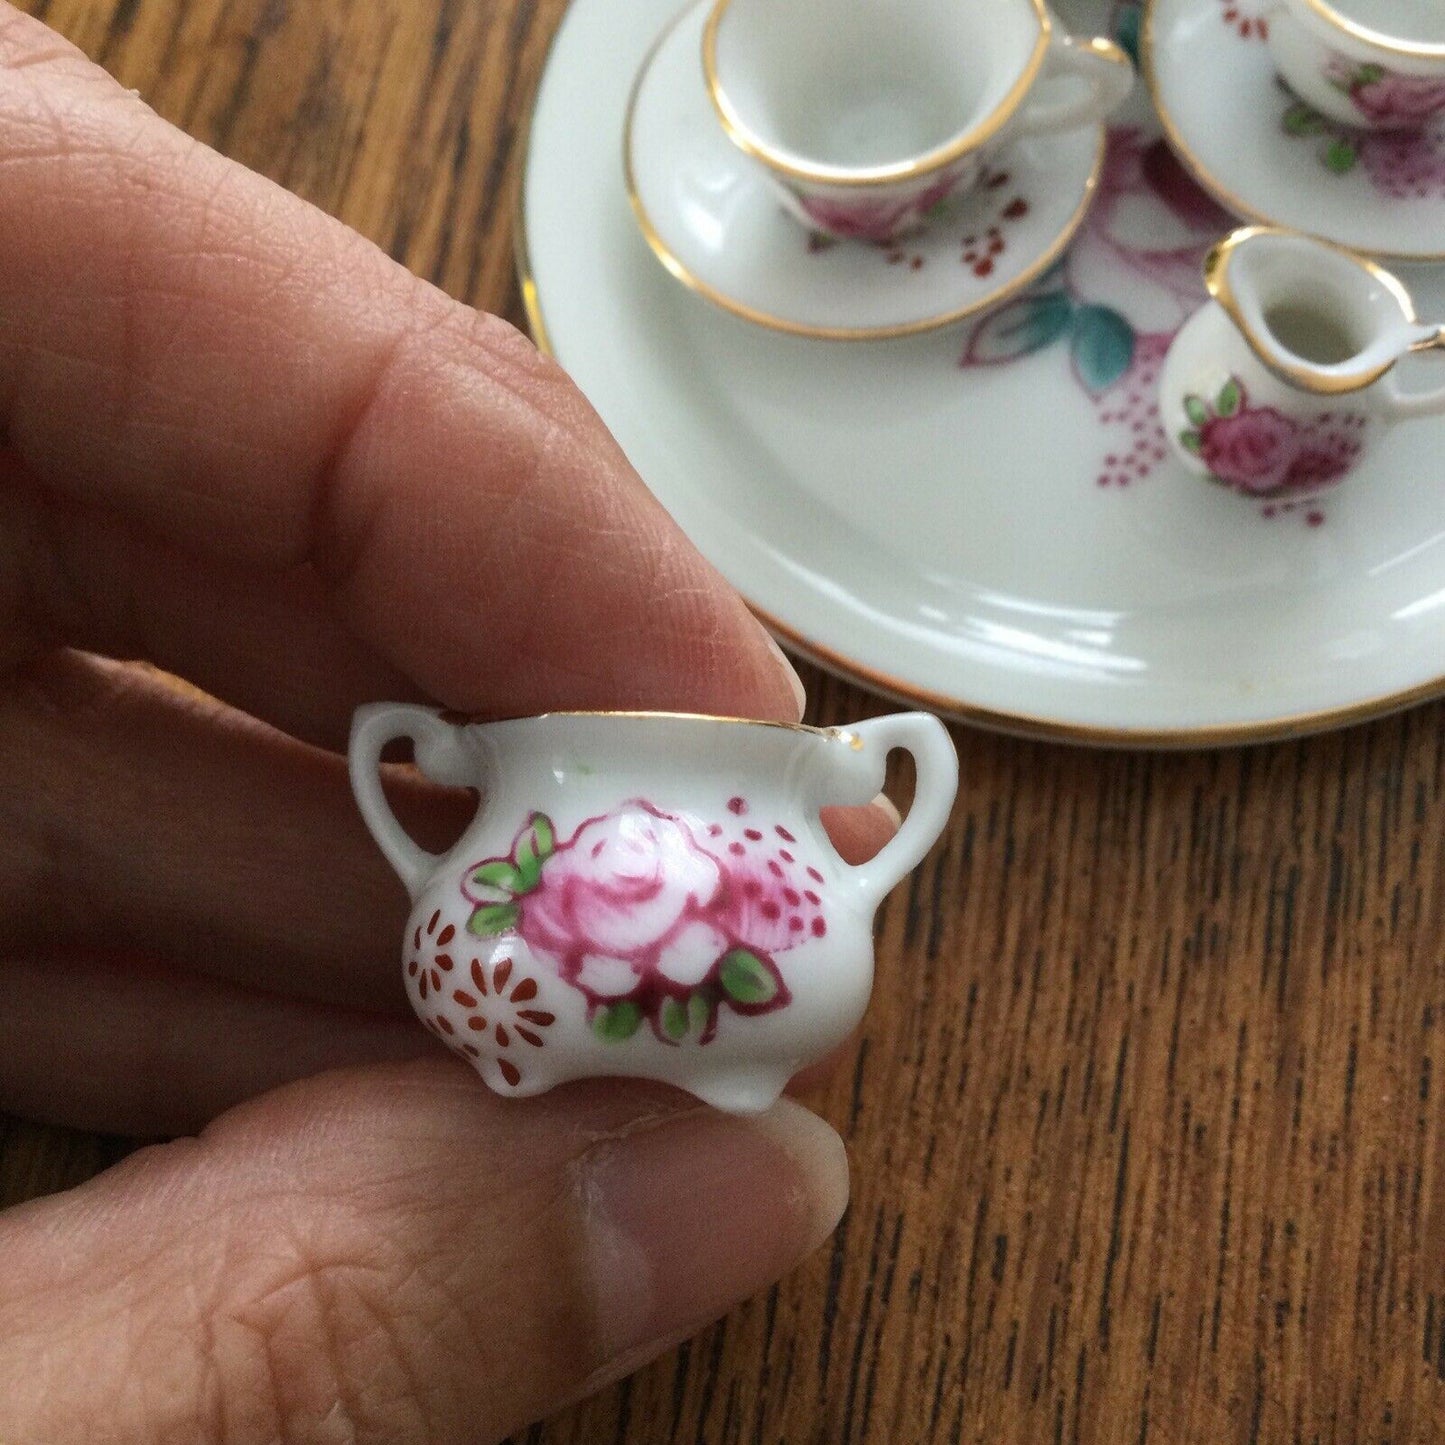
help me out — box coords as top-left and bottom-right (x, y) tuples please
(349, 703), (470, 900)
(839, 714), (958, 910)
(1382, 332), (1445, 419)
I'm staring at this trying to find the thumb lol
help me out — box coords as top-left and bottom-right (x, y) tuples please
(0, 1061), (847, 1444)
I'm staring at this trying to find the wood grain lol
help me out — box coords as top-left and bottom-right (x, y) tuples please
(5, 0), (1445, 1439)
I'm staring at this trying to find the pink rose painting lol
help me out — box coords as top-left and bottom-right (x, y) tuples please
(461, 802), (828, 1043)
(1178, 377), (1368, 497)
(797, 167), (967, 244)
(1326, 56), (1445, 129)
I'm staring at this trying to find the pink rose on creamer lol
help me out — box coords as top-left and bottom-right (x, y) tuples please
(1199, 406), (1301, 493)
(520, 806), (728, 993)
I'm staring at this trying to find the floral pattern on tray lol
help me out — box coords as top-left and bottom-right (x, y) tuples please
(959, 125), (1229, 492)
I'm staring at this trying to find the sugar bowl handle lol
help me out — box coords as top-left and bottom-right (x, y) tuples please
(840, 714), (958, 910)
(349, 703), (472, 900)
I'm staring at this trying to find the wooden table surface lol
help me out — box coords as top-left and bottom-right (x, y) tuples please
(6, 0), (1445, 1440)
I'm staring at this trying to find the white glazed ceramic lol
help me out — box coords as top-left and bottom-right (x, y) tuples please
(626, 0), (1107, 340)
(1161, 226), (1445, 498)
(701, 0), (1131, 241)
(349, 706), (958, 1113)
(1146, 0), (1445, 260)
(520, 0), (1445, 743)
(1268, 0), (1445, 130)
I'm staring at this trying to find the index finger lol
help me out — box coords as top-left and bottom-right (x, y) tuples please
(0, 5), (801, 724)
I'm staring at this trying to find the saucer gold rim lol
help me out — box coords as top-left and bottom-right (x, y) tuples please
(700, 0), (1053, 189)
(624, 1), (1106, 343)
(515, 1), (1445, 746)
(1294, 0), (1445, 61)
(1142, 0), (1445, 264)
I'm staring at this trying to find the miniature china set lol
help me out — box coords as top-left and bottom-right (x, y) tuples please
(626, 0), (1108, 337)
(521, 0), (1445, 740)
(700, 0), (1131, 242)
(351, 706), (957, 1112)
(1161, 226), (1445, 497)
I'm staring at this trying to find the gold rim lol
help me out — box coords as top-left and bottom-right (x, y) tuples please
(1295, 0), (1445, 60)
(446, 708), (847, 736)
(516, 2), (1445, 745)
(1204, 224), (1413, 394)
(700, 0), (1053, 188)
(1141, 0), (1445, 264)
(623, 5), (1105, 342)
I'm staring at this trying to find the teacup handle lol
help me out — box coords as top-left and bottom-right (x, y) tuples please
(839, 714), (958, 910)
(349, 703), (473, 900)
(1009, 33), (1134, 139)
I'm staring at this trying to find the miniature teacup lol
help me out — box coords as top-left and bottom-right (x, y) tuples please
(701, 0), (1132, 243)
(1269, 0), (1445, 130)
(350, 706), (958, 1115)
(1159, 226), (1445, 500)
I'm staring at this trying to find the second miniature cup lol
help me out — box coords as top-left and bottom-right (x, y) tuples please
(701, 0), (1132, 244)
(1268, 0), (1445, 130)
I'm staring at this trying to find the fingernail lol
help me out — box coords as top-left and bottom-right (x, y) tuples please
(579, 1098), (848, 1370)
(870, 791), (902, 828)
(762, 630), (807, 721)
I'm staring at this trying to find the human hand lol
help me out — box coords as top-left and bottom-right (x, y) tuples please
(0, 6), (896, 1439)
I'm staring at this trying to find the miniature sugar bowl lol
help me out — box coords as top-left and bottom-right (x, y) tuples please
(350, 706), (958, 1114)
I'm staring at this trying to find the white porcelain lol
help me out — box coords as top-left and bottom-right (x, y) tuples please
(1268, 0), (1445, 130)
(349, 706), (957, 1113)
(701, 0), (1131, 242)
(521, 0), (1445, 743)
(1146, 0), (1445, 260)
(627, 0), (1107, 339)
(1161, 226), (1445, 499)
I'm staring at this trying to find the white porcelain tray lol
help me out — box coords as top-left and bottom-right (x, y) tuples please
(518, 0), (1445, 744)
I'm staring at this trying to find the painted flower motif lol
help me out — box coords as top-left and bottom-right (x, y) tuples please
(1327, 56), (1445, 128)
(1198, 397), (1301, 494)
(1179, 378), (1367, 497)
(798, 192), (921, 245)
(460, 802), (822, 1045)
(797, 166), (968, 244)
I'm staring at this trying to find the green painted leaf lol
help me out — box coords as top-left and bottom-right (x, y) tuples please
(688, 991), (712, 1034)
(467, 902), (520, 937)
(1324, 138), (1357, 174)
(1184, 395), (1209, 427)
(1179, 430), (1204, 455)
(661, 997), (689, 1041)
(719, 949), (779, 1005)
(1357, 63), (1384, 85)
(1216, 378), (1241, 417)
(514, 814), (557, 890)
(1284, 101), (1327, 133)
(594, 1001), (642, 1041)
(1070, 305), (1136, 397)
(470, 859), (523, 894)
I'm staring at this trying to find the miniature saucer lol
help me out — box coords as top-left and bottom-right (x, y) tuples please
(1145, 0), (1445, 260)
(624, 0), (1106, 340)
(521, 0), (1445, 744)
